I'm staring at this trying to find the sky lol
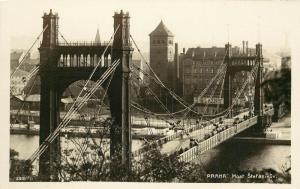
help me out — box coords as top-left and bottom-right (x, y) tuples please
(6, 0), (300, 54)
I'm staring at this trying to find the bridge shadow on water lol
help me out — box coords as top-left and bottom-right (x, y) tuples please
(194, 140), (289, 174)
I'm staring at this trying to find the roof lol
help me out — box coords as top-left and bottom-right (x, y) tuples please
(149, 21), (174, 37)
(94, 28), (101, 43)
(22, 75), (41, 95)
(184, 46), (250, 59)
(61, 97), (74, 104)
(186, 47), (226, 59)
(15, 94), (40, 102)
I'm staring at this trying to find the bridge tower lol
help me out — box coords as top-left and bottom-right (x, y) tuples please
(38, 9), (133, 180)
(38, 9), (60, 180)
(224, 43), (233, 117)
(109, 10), (133, 169)
(223, 43), (264, 129)
(254, 43), (264, 131)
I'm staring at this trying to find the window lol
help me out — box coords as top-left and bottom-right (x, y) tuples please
(156, 50), (161, 54)
(206, 68), (209, 73)
(152, 40), (156, 44)
(211, 68), (214, 73)
(185, 68), (192, 74)
(200, 68), (203, 73)
(169, 40), (173, 44)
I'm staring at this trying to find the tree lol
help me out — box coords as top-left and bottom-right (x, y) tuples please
(53, 118), (113, 181)
(133, 147), (188, 182)
(10, 149), (33, 181)
(262, 68), (291, 113)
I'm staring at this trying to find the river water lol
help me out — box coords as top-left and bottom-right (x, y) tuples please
(10, 118), (291, 173)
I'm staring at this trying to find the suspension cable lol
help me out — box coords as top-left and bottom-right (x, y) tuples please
(131, 72), (177, 126)
(29, 59), (120, 163)
(223, 63), (259, 118)
(201, 67), (227, 117)
(11, 25), (48, 78)
(10, 74), (39, 126)
(59, 25), (119, 114)
(132, 60), (260, 157)
(130, 35), (191, 108)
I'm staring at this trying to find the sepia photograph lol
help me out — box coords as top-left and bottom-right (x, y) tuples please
(0, 0), (299, 186)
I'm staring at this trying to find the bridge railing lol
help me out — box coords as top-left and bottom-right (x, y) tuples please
(178, 116), (258, 162)
(132, 108), (252, 158)
(132, 115), (228, 157)
(58, 41), (110, 47)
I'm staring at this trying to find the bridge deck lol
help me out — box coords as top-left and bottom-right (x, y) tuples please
(178, 107), (274, 162)
(133, 106), (274, 161)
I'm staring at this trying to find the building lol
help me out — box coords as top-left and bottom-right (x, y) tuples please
(147, 21), (181, 112)
(10, 69), (29, 95)
(149, 21), (179, 93)
(11, 50), (36, 72)
(180, 42), (256, 114)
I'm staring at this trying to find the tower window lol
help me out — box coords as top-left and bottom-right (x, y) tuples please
(169, 40), (173, 44)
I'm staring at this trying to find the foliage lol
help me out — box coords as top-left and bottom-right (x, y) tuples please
(133, 147), (188, 182)
(262, 68), (291, 112)
(9, 149), (33, 181)
(53, 119), (112, 181)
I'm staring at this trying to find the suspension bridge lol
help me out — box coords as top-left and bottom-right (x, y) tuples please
(10, 9), (274, 180)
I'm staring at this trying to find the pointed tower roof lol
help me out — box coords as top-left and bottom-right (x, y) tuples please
(149, 20), (174, 37)
(94, 28), (101, 43)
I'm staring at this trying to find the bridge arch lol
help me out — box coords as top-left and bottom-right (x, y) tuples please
(38, 10), (133, 179)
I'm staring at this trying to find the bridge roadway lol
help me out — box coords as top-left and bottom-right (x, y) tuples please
(133, 105), (274, 161)
(178, 107), (274, 162)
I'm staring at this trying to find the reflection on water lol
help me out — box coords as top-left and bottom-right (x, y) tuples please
(10, 134), (290, 173)
(10, 135), (144, 159)
(194, 141), (290, 173)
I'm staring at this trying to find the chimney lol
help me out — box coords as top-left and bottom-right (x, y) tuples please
(174, 43), (179, 92)
(242, 41), (245, 54)
(246, 41), (248, 55)
(183, 48), (186, 54)
(175, 43), (179, 77)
